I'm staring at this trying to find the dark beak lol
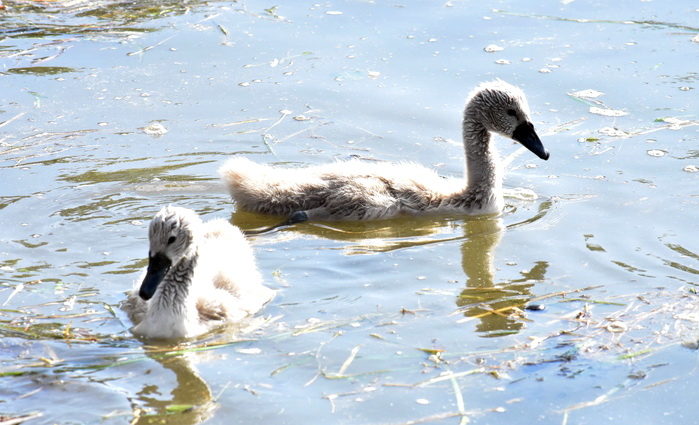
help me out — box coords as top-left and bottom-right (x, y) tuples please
(512, 122), (550, 160)
(139, 252), (172, 300)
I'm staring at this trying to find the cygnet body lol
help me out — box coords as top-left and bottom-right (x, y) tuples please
(219, 80), (549, 222)
(123, 206), (274, 339)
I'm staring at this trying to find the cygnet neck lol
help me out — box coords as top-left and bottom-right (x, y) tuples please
(462, 118), (501, 194)
(153, 251), (198, 312)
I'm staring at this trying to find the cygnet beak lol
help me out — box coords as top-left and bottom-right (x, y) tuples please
(139, 252), (172, 300)
(513, 122), (550, 160)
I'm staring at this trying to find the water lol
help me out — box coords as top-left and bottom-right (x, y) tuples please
(1, 0), (698, 423)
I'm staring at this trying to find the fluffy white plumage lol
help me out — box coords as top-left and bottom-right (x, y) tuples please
(122, 206), (274, 339)
(219, 80), (549, 222)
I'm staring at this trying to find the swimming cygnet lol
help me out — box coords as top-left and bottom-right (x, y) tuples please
(123, 206), (274, 339)
(219, 80), (549, 222)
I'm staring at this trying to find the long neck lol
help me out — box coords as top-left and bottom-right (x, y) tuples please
(152, 250), (198, 314)
(462, 119), (501, 193)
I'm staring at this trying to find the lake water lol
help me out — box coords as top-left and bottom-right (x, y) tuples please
(1, 0), (698, 424)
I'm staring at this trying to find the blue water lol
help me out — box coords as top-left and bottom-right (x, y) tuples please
(1, 1), (698, 424)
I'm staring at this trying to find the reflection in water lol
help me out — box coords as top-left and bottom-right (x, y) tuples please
(0, 0), (202, 33)
(0, 0), (222, 79)
(661, 241), (699, 278)
(5, 66), (78, 75)
(133, 352), (216, 425)
(457, 216), (547, 336)
(233, 206), (549, 337)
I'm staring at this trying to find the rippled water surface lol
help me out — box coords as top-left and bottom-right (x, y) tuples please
(1, 1), (698, 424)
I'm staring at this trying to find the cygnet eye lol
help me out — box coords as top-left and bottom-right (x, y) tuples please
(506, 109), (517, 117)
(167, 236), (177, 245)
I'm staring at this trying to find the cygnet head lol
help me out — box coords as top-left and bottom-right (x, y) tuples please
(139, 206), (202, 301)
(465, 80), (549, 160)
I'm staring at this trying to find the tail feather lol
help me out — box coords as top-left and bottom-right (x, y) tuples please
(219, 157), (323, 215)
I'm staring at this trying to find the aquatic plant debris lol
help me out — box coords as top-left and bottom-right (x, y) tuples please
(589, 106), (627, 117)
(570, 89), (604, 98)
(568, 89), (628, 118)
(142, 122), (168, 136)
(484, 44), (504, 52)
(0, 412), (43, 424)
(127, 35), (177, 56)
(598, 127), (627, 137)
(495, 9), (699, 32)
(3, 282), (699, 423)
(3, 283), (24, 306)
